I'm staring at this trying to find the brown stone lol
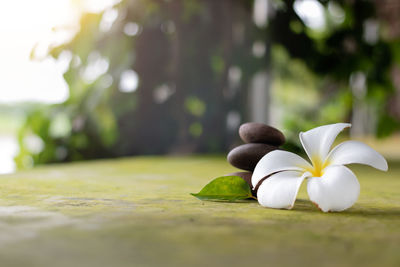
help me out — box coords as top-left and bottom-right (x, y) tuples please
(239, 122), (285, 146)
(227, 143), (278, 172)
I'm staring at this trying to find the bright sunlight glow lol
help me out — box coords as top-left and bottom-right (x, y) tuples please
(0, 0), (118, 104)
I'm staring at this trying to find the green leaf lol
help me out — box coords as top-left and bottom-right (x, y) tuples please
(191, 176), (255, 202)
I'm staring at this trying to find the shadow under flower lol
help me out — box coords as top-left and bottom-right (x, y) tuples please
(292, 198), (400, 218)
(340, 206), (400, 217)
(292, 199), (316, 211)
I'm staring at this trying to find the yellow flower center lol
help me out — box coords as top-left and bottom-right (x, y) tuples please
(304, 156), (329, 177)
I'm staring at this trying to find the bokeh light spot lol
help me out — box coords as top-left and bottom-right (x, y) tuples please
(119, 69), (139, 93)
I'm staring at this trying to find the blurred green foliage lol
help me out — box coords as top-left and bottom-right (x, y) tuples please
(270, 0), (400, 136)
(16, 0), (400, 168)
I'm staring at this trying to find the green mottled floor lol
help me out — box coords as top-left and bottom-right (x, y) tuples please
(0, 156), (399, 267)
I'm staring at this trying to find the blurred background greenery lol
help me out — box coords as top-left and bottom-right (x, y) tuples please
(1, 0), (400, 173)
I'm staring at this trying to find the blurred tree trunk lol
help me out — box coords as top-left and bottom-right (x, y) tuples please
(376, 0), (400, 121)
(169, 0), (189, 153)
(169, 0), (239, 153)
(198, 0), (233, 153)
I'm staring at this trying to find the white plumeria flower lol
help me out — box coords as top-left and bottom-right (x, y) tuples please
(252, 123), (388, 212)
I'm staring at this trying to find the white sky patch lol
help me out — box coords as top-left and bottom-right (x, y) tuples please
(294, 0), (326, 30)
(0, 136), (18, 174)
(0, 0), (118, 104)
(79, 0), (121, 13)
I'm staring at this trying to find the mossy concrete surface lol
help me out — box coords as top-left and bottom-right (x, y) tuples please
(0, 156), (399, 267)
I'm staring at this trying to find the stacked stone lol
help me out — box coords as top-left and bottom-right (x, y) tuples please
(226, 122), (286, 197)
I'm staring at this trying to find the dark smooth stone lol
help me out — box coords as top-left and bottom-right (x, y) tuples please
(227, 171), (257, 197)
(227, 143), (278, 172)
(239, 122), (285, 146)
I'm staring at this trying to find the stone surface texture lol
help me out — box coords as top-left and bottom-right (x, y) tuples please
(0, 156), (399, 267)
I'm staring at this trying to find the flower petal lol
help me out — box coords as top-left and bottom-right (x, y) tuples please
(307, 165), (360, 212)
(326, 140), (388, 171)
(299, 123), (351, 163)
(257, 171), (310, 209)
(251, 150), (312, 188)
